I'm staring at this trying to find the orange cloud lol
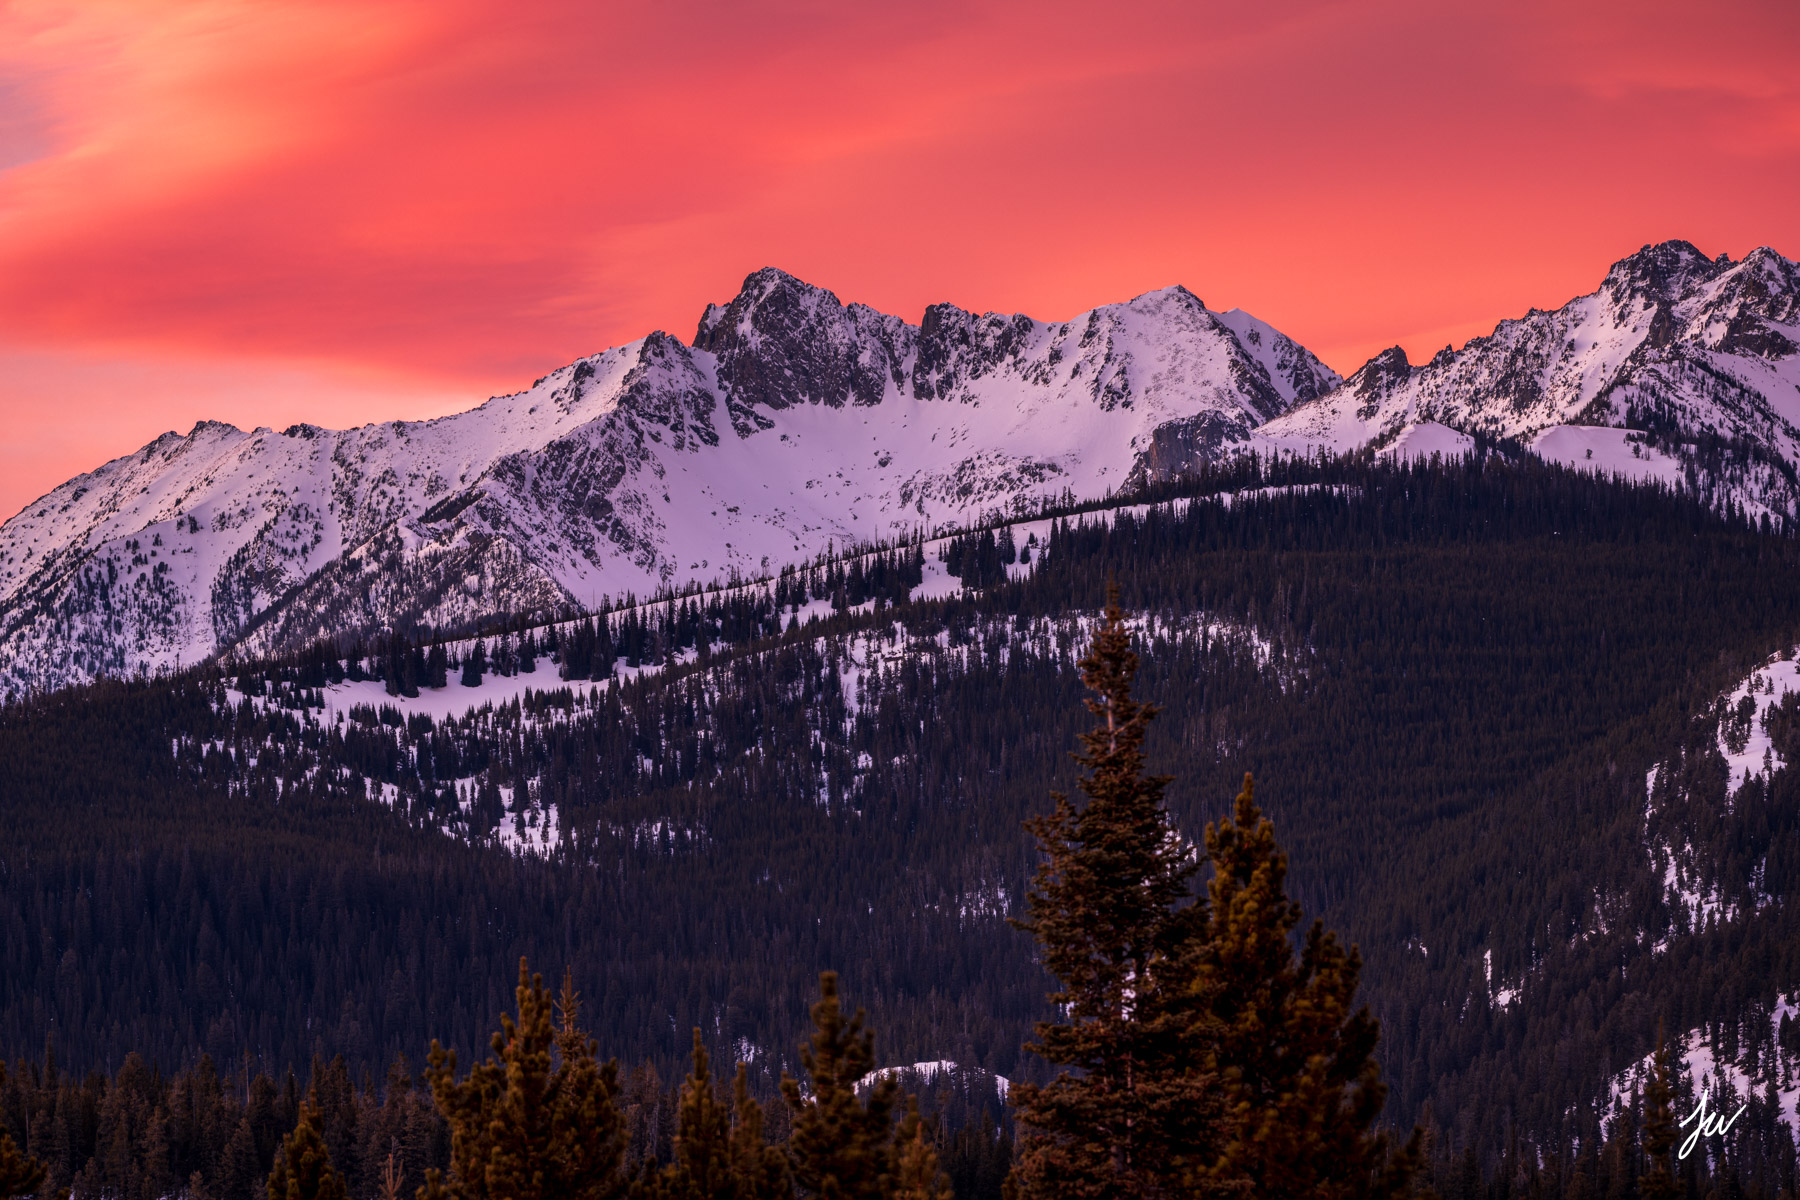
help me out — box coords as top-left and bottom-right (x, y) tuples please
(0, 0), (1796, 519)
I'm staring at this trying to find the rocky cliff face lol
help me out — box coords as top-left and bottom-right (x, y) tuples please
(1259, 241), (1800, 510)
(0, 270), (1335, 695)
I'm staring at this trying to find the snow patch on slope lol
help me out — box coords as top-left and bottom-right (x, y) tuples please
(1378, 422), (1474, 462)
(1530, 426), (1685, 490)
(1605, 996), (1800, 1139)
(864, 1061), (1011, 1101)
(1643, 650), (1798, 935)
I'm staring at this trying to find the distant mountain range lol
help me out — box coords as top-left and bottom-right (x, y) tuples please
(2, 239), (1796, 696)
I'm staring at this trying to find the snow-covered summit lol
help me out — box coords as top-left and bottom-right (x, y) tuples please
(0, 268), (1337, 695)
(1259, 240), (1800, 512)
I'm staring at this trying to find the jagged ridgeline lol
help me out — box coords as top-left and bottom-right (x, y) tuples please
(9, 240), (1796, 705)
(3, 454), (1799, 1173)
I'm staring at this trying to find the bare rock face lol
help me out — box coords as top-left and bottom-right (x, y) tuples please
(0, 270), (1335, 695)
(694, 268), (916, 430)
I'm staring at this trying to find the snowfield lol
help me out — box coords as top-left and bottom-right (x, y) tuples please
(1377, 421), (1474, 462)
(1529, 425), (1685, 491)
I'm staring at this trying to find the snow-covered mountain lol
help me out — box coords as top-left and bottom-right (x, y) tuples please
(1260, 240), (1800, 512)
(0, 269), (1337, 696)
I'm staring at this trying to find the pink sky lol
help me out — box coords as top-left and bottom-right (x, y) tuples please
(1, 0), (1796, 520)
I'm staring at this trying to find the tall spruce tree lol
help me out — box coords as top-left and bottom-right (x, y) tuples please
(781, 971), (899, 1200)
(1010, 586), (1216, 1200)
(1640, 1027), (1679, 1200)
(649, 1029), (789, 1200)
(460, 640), (487, 688)
(654, 1030), (734, 1199)
(267, 1099), (347, 1200)
(422, 961), (628, 1200)
(1191, 774), (1422, 1198)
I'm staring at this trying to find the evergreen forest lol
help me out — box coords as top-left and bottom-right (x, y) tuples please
(3, 453), (1798, 1197)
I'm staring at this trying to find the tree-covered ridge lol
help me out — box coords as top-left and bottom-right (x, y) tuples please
(2, 454), (1799, 1187)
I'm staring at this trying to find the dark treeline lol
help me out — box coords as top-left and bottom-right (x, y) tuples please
(3, 454), (1799, 1190)
(0, 1010), (1013, 1200)
(275, 542), (930, 701)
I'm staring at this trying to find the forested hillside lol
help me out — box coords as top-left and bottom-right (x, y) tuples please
(3, 453), (1798, 1191)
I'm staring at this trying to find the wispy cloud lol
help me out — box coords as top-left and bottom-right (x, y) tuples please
(0, 0), (1794, 518)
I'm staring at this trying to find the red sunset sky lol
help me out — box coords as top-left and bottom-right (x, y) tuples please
(0, 0), (1796, 521)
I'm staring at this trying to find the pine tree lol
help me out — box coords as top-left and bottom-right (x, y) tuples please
(267, 1099), (347, 1200)
(653, 1030), (733, 1199)
(422, 961), (628, 1200)
(1009, 586), (1215, 1200)
(1641, 1027), (1679, 1200)
(461, 640), (487, 688)
(781, 971), (898, 1200)
(563, 620), (596, 682)
(426, 644), (449, 690)
(642, 1032), (793, 1200)
(385, 636), (404, 698)
(143, 1105), (177, 1200)
(729, 1064), (792, 1200)
(593, 621), (616, 680)
(1190, 773), (1422, 1198)
(219, 1117), (261, 1200)
(0, 1127), (46, 1200)
(892, 1101), (950, 1200)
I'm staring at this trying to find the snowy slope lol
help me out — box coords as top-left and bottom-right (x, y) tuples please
(1606, 996), (1800, 1143)
(1258, 241), (1800, 511)
(1643, 649), (1799, 936)
(1375, 421), (1474, 462)
(0, 269), (1338, 695)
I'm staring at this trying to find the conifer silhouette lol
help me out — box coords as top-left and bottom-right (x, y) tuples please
(1010, 584), (1216, 1199)
(1641, 1024), (1679, 1200)
(892, 1100), (951, 1200)
(267, 1099), (347, 1200)
(654, 1030), (735, 1199)
(781, 972), (899, 1200)
(1192, 773), (1422, 1197)
(648, 1029), (789, 1200)
(0, 1127), (45, 1200)
(422, 960), (628, 1200)
(728, 1062), (793, 1200)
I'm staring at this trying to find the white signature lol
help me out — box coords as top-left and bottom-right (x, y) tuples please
(1678, 1086), (1748, 1159)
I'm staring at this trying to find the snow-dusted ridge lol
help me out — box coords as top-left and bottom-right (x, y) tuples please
(0, 270), (1338, 697)
(8, 240), (1799, 698)
(198, 504), (1285, 864)
(1258, 240), (1800, 516)
(217, 491), (1296, 728)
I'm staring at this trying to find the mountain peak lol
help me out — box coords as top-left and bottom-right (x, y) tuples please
(1602, 240), (1724, 303)
(0, 258), (1562, 696)
(1351, 345), (1412, 383)
(693, 268), (846, 350)
(1123, 283), (1205, 311)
